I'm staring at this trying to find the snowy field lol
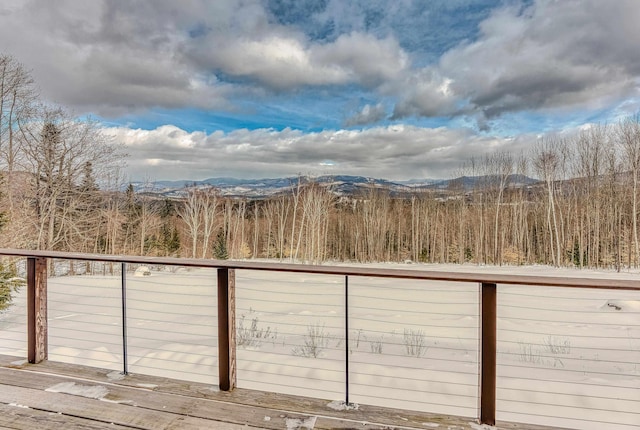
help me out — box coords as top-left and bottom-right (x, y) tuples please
(1, 261), (639, 429)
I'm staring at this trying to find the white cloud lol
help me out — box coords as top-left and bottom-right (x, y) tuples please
(105, 124), (536, 181)
(189, 29), (408, 90)
(1, 0), (638, 128)
(394, 0), (640, 119)
(311, 32), (408, 87)
(391, 69), (458, 118)
(0, 0), (410, 114)
(344, 103), (387, 126)
(0, 0), (236, 115)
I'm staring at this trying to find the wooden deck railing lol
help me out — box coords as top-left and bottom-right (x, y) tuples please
(2, 248), (640, 427)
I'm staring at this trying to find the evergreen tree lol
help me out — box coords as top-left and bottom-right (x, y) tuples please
(80, 161), (99, 193)
(0, 262), (23, 311)
(0, 175), (19, 311)
(159, 198), (180, 256)
(213, 229), (228, 260)
(0, 173), (7, 231)
(121, 183), (141, 252)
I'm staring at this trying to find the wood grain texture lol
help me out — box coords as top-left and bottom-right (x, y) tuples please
(480, 282), (497, 425)
(217, 267), (237, 391)
(228, 268), (237, 390)
(2, 248), (639, 290)
(27, 257), (47, 364)
(0, 403), (133, 430)
(0, 356), (565, 430)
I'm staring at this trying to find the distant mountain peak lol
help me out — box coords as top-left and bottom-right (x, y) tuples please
(129, 174), (538, 199)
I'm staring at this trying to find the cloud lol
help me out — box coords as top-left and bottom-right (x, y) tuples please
(0, 0), (409, 115)
(311, 32), (408, 86)
(106, 124), (535, 181)
(393, 0), (640, 120)
(1, 0), (638, 128)
(188, 30), (408, 90)
(390, 69), (458, 118)
(0, 0), (238, 116)
(344, 103), (387, 127)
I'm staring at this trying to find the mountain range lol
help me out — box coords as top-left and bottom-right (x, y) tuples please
(131, 174), (539, 199)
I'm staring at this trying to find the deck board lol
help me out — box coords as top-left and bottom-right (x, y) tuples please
(0, 403), (135, 430)
(0, 355), (564, 430)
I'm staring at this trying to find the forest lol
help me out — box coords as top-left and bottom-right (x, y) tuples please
(3, 53), (640, 270)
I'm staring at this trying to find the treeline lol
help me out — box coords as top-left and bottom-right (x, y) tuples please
(0, 54), (124, 256)
(2, 53), (640, 269)
(6, 119), (640, 270)
(135, 117), (639, 270)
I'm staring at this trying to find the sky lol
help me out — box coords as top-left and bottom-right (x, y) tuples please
(1, 0), (639, 181)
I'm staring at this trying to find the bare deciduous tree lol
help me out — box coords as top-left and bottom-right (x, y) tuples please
(0, 54), (37, 174)
(19, 107), (124, 251)
(532, 138), (565, 266)
(177, 186), (220, 258)
(617, 116), (640, 266)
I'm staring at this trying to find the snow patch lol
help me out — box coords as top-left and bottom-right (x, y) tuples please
(285, 416), (317, 430)
(263, 416), (271, 421)
(134, 266), (151, 277)
(9, 403), (29, 408)
(106, 371), (125, 381)
(136, 383), (158, 389)
(469, 423), (496, 430)
(201, 385), (219, 392)
(10, 359), (27, 366)
(100, 398), (134, 405)
(421, 424), (439, 428)
(327, 400), (359, 411)
(46, 382), (109, 399)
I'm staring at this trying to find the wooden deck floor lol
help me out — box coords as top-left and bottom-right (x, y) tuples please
(0, 355), (563, 430)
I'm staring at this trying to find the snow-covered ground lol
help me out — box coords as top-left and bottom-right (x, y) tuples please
(1, 262), (639, 429)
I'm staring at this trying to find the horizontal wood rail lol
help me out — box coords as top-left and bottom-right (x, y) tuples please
(2, 248), (640, 290)
(2, 247), (640, 427)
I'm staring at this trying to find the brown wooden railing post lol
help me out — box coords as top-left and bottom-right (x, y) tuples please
(27, 257), (48, 364)
(479, 282), (497, 425)
(217, 268), (236, 391)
